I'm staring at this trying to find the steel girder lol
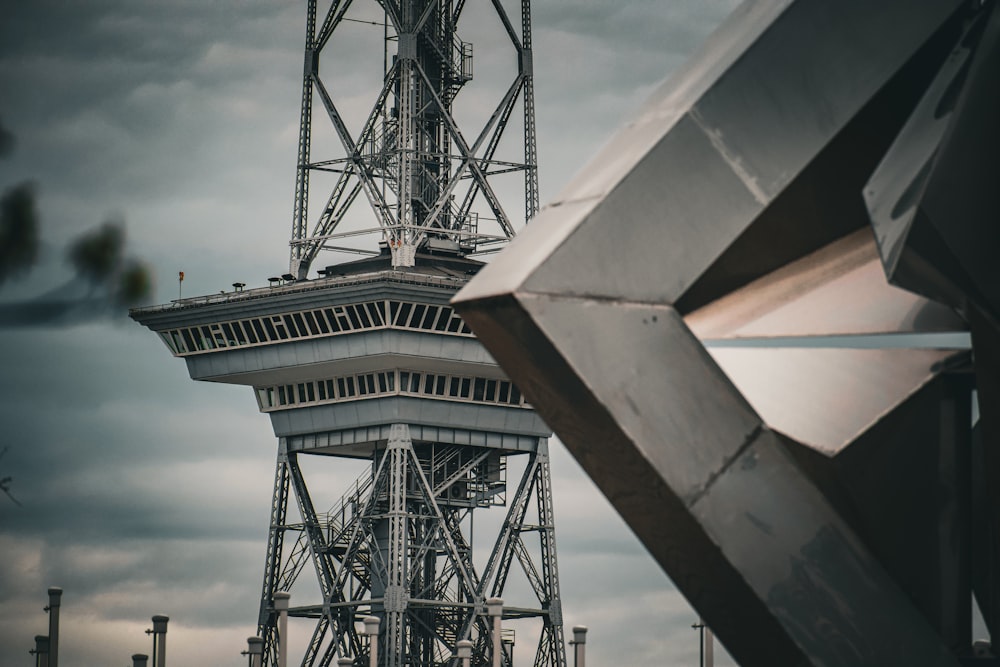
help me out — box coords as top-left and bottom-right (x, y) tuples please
(453, 0), (1000, 664)
(256, 426), (566, 667)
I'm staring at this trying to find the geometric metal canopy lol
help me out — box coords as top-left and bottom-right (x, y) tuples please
(454, 0), (1000, 663)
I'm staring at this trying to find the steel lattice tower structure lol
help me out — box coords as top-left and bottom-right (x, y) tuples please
(132, 1), (566, 666)
(288, 0), (539, 279)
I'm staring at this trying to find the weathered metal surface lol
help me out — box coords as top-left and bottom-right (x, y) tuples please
(457, 0), (963, 310)
(865, 3), (1000, 321)
(706, 345), (961, 455)
(686, 229), (964, 340)
(782, 371), (973, 651)
(971, 305), (1000, 643)
(452, 0), (983, 663)
(456, 292), (960, 665)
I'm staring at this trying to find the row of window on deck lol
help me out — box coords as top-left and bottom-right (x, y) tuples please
(256, 369), (526, 412)
(160, 300), (474, 355)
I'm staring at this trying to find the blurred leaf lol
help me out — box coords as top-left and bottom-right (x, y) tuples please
(116, 260), (154, 306)
(0, 181), (40, 284)
(67, 219), (125, 285)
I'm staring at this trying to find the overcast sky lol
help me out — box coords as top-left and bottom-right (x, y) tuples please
(0, 2), (741, 665)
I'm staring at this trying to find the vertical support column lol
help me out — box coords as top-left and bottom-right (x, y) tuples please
(291, 0), (318, 277)
(384, 424), (412, 667)
(132, 654), (149, 667)
(288, 450), (343, 665)
(362, 616), (381, 667)
(260, 446), (291, 663)
(247, 637), (264, 667)
(705, 626), (714, 667)
(487, 598), (504, 667)
(570, 627), (586, 667)
(520, 0), (539, 222)
(46, 587), (61, 667)
(533, 443), (567, 666)
(274, 591), (290, 667)
(32, 635), (49, 667)
(150, 615), (169, 667)
(456, 640), (473, 667)
(393, 0), (416, 263)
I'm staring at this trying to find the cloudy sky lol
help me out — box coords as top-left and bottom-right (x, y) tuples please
(0, 1), (741, 665)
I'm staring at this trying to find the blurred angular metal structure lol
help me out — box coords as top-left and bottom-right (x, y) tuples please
(454, 0), (999, 664)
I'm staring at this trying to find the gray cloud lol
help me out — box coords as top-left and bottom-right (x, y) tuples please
(0, 1), (741, 664)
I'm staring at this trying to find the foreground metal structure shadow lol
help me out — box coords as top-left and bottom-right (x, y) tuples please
(454, 0), (1000, 664)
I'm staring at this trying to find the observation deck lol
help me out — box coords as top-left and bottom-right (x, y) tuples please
(130, 251), (551, 460)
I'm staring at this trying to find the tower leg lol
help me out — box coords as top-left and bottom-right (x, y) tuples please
(260, 444), (291, 665)
(533, 445), (566, 667)
(383, 424), (411, 667)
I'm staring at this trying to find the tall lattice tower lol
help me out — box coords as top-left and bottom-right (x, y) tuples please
(132, 1), (566, 666)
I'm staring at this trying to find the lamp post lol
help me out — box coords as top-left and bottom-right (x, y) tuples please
(46, 587), (62, 667)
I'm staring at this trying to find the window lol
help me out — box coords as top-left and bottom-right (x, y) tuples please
(257, 370), (528, 412)
(347, 305), (364, 329)
(410, 304), (426, 328)
(232, 321), (248, 345)
(291, 312), (308, 336)
(262, 318), (278, 340)
(313, 310), (331, 334)
(433, 307), (451, 331)
(367, 302), (385, 326)
(334, 306), (352, 330)
(303, 311), (321, 335)
(421, 305), (438, 329)
(395, 302), (412, 326)
(272, 317), (290, 340)
(198, 326), (215, 350)
(324, 308), (343, 333)
(181, 329), (197, 352)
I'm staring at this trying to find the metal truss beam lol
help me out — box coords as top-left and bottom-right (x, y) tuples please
(255, 428), (565, 667)
(289, 0), (540, 277)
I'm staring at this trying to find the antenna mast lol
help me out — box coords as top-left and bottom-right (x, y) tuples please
(289, 0), (539, 279)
